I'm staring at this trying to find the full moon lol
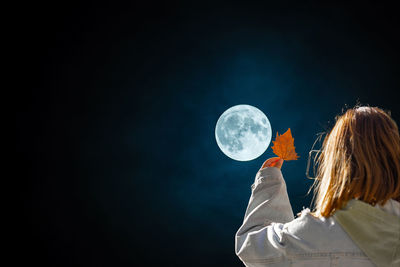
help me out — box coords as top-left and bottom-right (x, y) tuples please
(215, 104), (272, 161)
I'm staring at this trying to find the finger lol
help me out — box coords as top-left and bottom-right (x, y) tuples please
(269, 157), (281, 164)
(263, 158), (277, 166)
(273, 159), (284, 169)
(262, 157), (281, 168)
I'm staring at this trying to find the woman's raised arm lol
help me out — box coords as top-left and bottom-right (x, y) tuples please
(235, 159), (294, 265)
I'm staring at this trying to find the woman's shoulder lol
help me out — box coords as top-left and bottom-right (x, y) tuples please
(278, 207), (365, 254)
(284, 207), (337, 233)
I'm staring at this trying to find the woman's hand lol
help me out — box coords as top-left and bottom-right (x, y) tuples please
(260, 157), (284, 170)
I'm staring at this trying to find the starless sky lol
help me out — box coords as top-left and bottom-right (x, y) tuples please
(17, 1), (400, 266)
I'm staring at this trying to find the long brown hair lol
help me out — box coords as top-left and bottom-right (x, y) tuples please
(310, 105), (400, 217)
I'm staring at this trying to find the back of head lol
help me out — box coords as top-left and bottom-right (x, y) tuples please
(312, 105), (400, 217)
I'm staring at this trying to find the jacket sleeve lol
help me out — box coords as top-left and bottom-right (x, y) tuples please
(235, 166), (295, 264)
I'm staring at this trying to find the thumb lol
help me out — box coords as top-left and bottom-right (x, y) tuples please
(271, 158), (284, 169)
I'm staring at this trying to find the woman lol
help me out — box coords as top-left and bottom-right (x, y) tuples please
(235, 106), (400, 267)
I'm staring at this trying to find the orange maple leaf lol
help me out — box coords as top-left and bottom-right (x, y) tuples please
(271, 128), (299, 161)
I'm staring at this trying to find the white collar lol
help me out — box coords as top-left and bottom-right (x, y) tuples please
(376, 199), (400, 218)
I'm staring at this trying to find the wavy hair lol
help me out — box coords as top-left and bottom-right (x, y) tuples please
(310, 105), (400, 217)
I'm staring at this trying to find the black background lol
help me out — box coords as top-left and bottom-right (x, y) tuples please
(17, 1), (399, 266)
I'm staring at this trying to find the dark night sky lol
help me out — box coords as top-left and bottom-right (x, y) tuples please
(17, 1), (399, 266)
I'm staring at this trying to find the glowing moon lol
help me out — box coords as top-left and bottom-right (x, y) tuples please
(215, 104), (272, 161)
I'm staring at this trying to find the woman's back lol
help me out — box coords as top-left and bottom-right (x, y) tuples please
(235, 167), (400, 267)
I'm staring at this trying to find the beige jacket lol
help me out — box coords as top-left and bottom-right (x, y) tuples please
(235, 167), (400, 267)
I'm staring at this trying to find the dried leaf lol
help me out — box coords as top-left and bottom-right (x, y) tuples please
(271, 128), (299, 161)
